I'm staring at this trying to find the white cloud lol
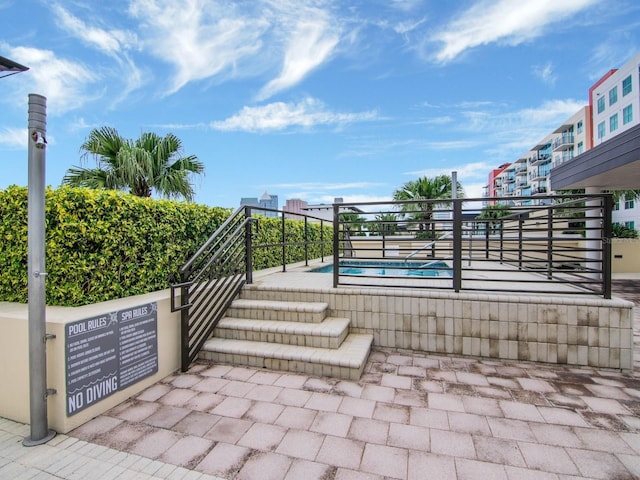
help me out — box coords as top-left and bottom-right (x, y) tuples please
(51, 4), (143, 103)
(430, 0), (598, 63)
(129, 0), (268, 95)
(210, 97), (378, 132)
(257, 16), (340, 100)
(406, 161), (498, 181)
(51, 3), (137, 56)
(274, 181), (384, 191)
(424, 116), (453, 125)
(3, 45), (99, 115)
(0, 127), (27, 149)
(533, 61), (557, 85)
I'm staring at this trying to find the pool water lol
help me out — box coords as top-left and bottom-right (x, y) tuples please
(310, 260), (451, 277)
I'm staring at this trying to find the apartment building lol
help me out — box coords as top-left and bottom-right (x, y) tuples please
(486, 107), (588, 205)
(484, 52), (640, 230)
(590, 52), (640, 230)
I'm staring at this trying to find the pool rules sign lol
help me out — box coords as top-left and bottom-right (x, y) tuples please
(65, 302), (158, 416)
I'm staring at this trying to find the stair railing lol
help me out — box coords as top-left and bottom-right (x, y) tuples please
(171, 206), (255, 371)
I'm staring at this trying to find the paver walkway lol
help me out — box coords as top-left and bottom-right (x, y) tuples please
(67, 344), (640, 480)
(2, 280), (639, 480)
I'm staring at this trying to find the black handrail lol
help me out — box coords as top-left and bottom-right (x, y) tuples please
(331, 194), (613, 298)
(171, 205), (333, 371)
(171, 207), (251, 371)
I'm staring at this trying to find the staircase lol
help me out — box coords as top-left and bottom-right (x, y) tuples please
(199, 292), (373, 380)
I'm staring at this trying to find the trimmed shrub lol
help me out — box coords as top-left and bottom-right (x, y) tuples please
(0, 186), (230, 306)
(0, 187), (333, 307)
(251, 216), (333, 270)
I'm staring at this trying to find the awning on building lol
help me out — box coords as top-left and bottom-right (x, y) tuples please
(550, 123), (640, 190)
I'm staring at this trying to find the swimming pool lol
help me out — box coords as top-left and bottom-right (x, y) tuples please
(309, 260), (452, 277)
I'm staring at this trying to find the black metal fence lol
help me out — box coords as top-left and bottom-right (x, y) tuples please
(332, 194), (613, 298)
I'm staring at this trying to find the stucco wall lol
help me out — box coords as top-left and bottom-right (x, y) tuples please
(612, 238), (640, 273)
(0, 289), (180, 434)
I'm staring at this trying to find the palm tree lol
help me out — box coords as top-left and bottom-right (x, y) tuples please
(393, 175), (463, 235)
(477, 204), (511, 234)
(339, 212), (366, 236)
(371, 213), (399, 236)
(63, 127), (204, 201)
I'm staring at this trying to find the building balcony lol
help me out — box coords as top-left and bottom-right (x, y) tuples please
(532, 186), (548, 195)
(552, 134), (574, 151)
(530, 154), (552, 166)
(529, 168), (550, 182)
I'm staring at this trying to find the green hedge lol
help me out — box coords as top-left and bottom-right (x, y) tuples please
(0, 187), (334, 307)
(0, 186), (231, 306)
(251, 216), (333, 270)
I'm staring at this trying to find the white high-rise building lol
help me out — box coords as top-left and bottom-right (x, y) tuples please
(484, 52), (640, 231)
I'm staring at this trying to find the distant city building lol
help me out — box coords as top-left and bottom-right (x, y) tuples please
(283, 198), (309, 219)
(240, 191), (279, 217)
(483, 52), (640, 230)
(303, 197), (365, 222)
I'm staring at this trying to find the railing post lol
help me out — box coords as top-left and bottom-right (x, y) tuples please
(180, 269), (191, 372)
(281, 211), (286, 272)
(452, 199), (462, 292)
(518, 218), (523, 270)
(499, 219), (504, 264)
(304, 216), (309, 266)
(245, 206), (253, 284)
(547, 207), (553, 279)
(602, 194), (613, 299)
(333, 204), (340, 288)
(320, 219), (325, 262)
(485, 220), (489, 259)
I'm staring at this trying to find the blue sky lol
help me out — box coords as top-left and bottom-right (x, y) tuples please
(2, 0), (640, 208)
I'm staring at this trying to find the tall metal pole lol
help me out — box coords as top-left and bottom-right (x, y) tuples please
(23, 94), (56, 446)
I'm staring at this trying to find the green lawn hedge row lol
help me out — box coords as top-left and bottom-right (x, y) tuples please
(0, 186), (334, 307)
(0, 186), (231, 306)
(251, 216), (333, 270)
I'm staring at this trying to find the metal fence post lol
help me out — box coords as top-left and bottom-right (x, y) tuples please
(304, 216), (309, 266)
(547, 207), (553, 279)
(333, 204), (340, 288)
(245, 206), (253, 284)
(24, 94), (56, 446)
(602, 194), (613, 299)
(281, 212), (286, 272)
(452, 200), (462, 292)
(180, 270), (191, 372)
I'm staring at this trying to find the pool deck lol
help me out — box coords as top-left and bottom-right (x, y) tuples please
(1, 276), (639, 480)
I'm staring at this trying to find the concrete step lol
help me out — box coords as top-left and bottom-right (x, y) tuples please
(226, 299), (328, 323)
(214, 316), (350, 349)
(199, 333), (373, 381)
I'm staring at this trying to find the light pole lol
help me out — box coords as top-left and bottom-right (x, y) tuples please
(1, 54), (56, 445)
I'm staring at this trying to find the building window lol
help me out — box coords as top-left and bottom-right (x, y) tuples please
(613, 201), (620, 211)
(577, 141), (583, 154)
(623, 75), (632, 96)
(597, 96), (605, 113)
(609, 86), (618, 105)
(625, 198), (635, 209)
(610, 113), (619, 132)
(597, 121), (606, 139)
(577, 120), (583, 133)
(625, 221), (635, 230)
(623, 104), (633, 124)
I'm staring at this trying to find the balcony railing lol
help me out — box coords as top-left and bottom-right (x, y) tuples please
(530, 154), (552, 166)
(552, 134), (574, 151)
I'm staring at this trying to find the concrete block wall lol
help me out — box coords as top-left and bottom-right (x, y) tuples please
(244, 285), (634, 371)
